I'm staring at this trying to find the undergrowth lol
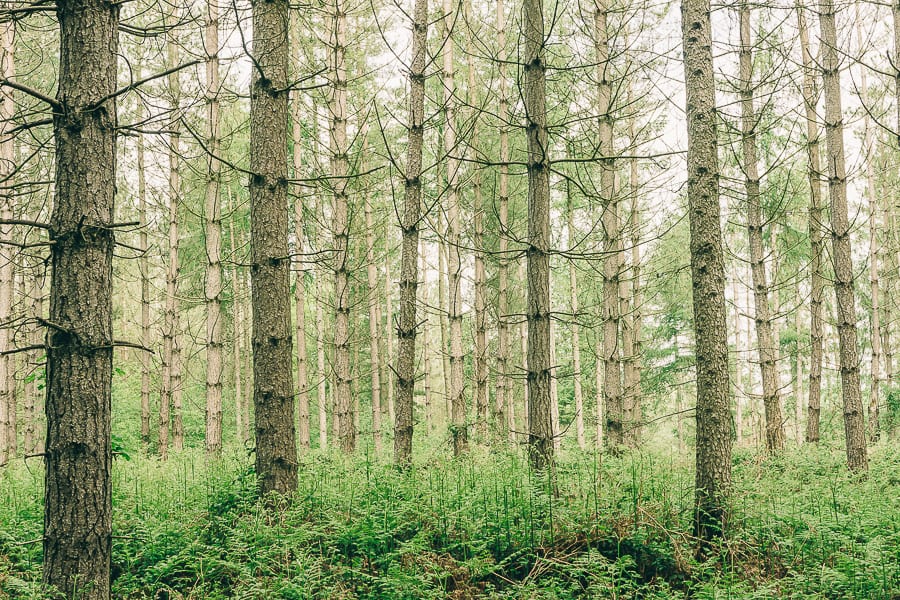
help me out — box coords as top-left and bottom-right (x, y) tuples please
(1, 443), (898, 598)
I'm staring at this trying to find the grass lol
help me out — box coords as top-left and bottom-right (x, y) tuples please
(1, 441), (898, 599)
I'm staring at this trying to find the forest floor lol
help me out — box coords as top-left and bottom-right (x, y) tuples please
(1, 441), (898, 599)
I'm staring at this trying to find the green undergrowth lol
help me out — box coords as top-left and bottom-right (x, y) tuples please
(1, 443), (898, 599)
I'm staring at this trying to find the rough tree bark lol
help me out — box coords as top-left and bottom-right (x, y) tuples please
(43, 0), (117, 593)
(739, 3), (785, 453)
(251, 0), (298, 494)
(818, 0), (867, 473)
(796, 2), (823, 443)
(394, 0), (426, 467)
(523, 0), (552, 471)
(228, 201), (245, 444)
(681, 0), (733, 541)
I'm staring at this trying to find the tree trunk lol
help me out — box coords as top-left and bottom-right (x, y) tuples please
(204, 0), (224, 456)
(495, 0), (510, 441)
(857, 28), (881, 442)
(137, 90), (151, 453)
(818, 0), (867, 473)
(316, 263), (328, 449)
(625, 115), (643, 445)
(567, 183), (585, 449)
(464, 2), (488, 441)
(442, 0), (467, 456)
(739, 3), (785, 453)
(595, 0), (623, 452)
(328, 0), (353, 453)
(228, 201), (245, 445)
(0, 14), (14, 466)
(394, 0), (426, 466)
(160, 56), (181, 460)
(251, 0), (298, 494)
(438, 236), (451, 420)
(293, 113), (311, 451)
(24, 260), (44, 456)
(384, 233), (395, 425)
(523, 0), (552, 471)
(43, 0), (117, 593)
(681, 0), (733, 541)
(421, 243), (432, 433)
(796, 2), (823, 443)
(365, 160), (382, 452)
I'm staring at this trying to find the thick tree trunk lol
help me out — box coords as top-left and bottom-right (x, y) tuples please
(43, 0), (117, 593)
(204, 0), (224, 456)
(251, 0), (298, 494)
(595, 0), (623, 452)
(739, 3), (785, 453)
(523, 0), (552, 471)
(796, 2), (823, 443)
(818, 0), (867, 473)
(328, 0), (353, 453)
(681, 0), (733, 541)
(394, 0), (426, 466)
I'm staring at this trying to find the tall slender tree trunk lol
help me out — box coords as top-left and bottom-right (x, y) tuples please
(595, 0), (623, 452)
(169, 51), (185, 454)
(384, 238), (396, 424)
(467, 22), (488, 440)
(24, 261), (43, 455)
(160, 47), (182, 460)
(625, 117), (643, 445)
(818, 0), (867, 472)
(442, 0), (467, 456)
(316, 263), (328, 449)
(567, 184), (585, 449)
(797, 2), (823, 443)
(293, 103), (310, 450)
(365, 164), (382, 452)
(681, 0), (733, 541)
(495, 0), (510, 441)
(739, 3), (785, 453)
(394, 0), (426, 466)
(329, 0), (353, 453)
(228, 203), (245, 444)
(420, 244), (433, 432)
(857, 30), (881, 442)
(204, 0), (224, 456)
(438, 237), (451, 420)
(43, 0), (117, 592)
(137, 94), (151, 453)
(523, 0), (552, 471)
(251, 0), (298, 494)
(0, 14), (14, 466)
